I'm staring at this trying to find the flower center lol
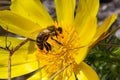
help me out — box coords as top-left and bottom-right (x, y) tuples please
(36, 25), (78, 55)
(35, 25), (80, 76)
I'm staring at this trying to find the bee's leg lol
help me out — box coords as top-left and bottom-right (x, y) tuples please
(37, 42), (44, 50)
(52, 31), (58, 38)
(43, 34), (50, 41)
(44, 42), (51, 51)
(46, 42), (51, 51)
(51, 37), (63, 45)
(55, 32), (58, 39)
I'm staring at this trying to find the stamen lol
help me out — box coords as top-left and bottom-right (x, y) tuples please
(48, 62), (73, 80)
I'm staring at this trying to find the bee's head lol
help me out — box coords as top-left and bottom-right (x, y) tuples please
(57, 27), (62, 34)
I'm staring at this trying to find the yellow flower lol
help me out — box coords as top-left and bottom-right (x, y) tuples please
(0, 0), (117, 80)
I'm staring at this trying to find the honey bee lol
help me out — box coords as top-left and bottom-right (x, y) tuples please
(36, 25), (63, 51)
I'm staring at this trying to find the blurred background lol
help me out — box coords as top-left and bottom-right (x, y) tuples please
(0, 0), (120, 80)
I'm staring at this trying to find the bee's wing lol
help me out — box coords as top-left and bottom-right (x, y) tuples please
(29, 29), (42, 40)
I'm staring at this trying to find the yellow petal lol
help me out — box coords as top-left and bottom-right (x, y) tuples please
(0, 50), (9, 65)
(78, 17), (97, 46)
(51, 67), (76, 80)
(28, 71), (41, 80)
(0, 61), (39, 78)
(75, 62), (99, 80)
(69, 72), (76, 80)
(10, 0), (54, 27)
(74, 47), (88, 64)
(0, 36), (38, 78)
(0, 36), (22, 49)
(0, 36), (36, 65)
(93, 14), (117, 42)
(0, 10), (41, 38)
(55, 0), (75, 26)
(74, 0), (99, 32)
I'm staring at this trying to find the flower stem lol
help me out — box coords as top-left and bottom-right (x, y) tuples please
(8, 53), (11, 80)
